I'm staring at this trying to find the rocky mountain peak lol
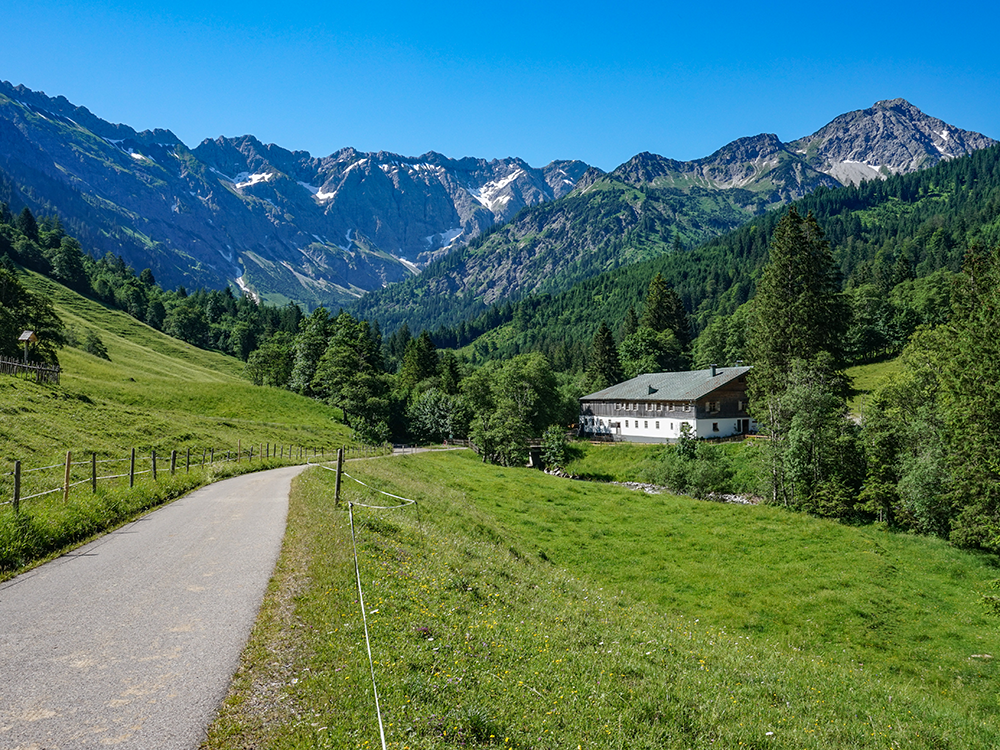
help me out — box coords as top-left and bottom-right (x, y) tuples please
(789, 99), (997, 185)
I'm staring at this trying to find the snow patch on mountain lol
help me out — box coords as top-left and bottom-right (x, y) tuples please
(468, 169), (524, 212)
(234, 274), (259, 303)
(424, 227), (464, 249)
(397, 257), (421, 274)
(235, 172), (272, 188)
(825, 160), (889, 186)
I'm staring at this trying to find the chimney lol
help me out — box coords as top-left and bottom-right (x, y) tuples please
(710, 364), (718, 377)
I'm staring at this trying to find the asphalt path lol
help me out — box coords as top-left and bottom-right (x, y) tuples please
(0, 463), (306, 750)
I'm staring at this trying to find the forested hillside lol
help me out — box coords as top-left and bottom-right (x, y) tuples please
(349, 174), (768, 334)
(429, 143), (1000, 373)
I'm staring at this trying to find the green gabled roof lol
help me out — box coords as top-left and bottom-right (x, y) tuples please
(580, 366), (751, 402)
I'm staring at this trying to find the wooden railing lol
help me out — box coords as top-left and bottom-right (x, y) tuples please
(0, 356), (60, 384)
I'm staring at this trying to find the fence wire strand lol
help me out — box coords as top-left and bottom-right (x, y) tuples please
(322, 457), (419, 750)
(349, 503), (389, 750)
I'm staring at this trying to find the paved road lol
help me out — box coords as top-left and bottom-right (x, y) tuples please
(0, 464), (306, 750)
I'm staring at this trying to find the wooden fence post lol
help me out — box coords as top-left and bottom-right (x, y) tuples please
(13, 460), (20, 514)
(186, 448), (191, 473)
(237, 440), (241, 462)
(63, 451), (72, 503)
(151, 450), (157, 480)
(210, 448), (215, 465)
(202, 448), (206, 467)
(170, 450), (177, 475)
(130, 448), (136, 487)
(335, 447), (343, 507)
(91, 453), (97, 493)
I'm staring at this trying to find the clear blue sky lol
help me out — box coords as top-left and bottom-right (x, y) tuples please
(3, 0), (998, 172)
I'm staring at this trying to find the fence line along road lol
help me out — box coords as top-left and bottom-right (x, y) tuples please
(1, 442), (392, 514)
(0, 464), (306, 750)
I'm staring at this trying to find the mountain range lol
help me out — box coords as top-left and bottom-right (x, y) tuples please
(0, 82), (993, 313)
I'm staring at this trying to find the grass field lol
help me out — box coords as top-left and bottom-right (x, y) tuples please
(0, 272), (354, 576)
(847, 357), (902, 416)
(205, 450), (1000, 749)
(1, 273), (350, 465)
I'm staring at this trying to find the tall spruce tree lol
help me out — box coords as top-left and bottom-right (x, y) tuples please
(587, 321), (623, 390)
(618, 306), (639, 341)
(749, 207), (847, 395)
(747, 208), (851, 507)
(936, 247), (1000, 551)
(640, 272), (691, 348)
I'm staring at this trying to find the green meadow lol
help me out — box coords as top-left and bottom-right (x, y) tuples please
(0, 272), (352, 576)
(1, 273), (350, 464)
(206, 450), (1000, 749)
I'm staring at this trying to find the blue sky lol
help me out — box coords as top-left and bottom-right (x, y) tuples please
(3, 1), (999, 171)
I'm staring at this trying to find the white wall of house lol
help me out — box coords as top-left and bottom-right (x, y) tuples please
(579, 414), (751, 442)
(692, 417), (747, 439)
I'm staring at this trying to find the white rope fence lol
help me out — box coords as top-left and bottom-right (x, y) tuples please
(315, 461), (419, 750)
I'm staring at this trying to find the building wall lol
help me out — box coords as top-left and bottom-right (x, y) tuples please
(579, 413), (696, 442)
(579, 413), (752, 442)
(579, 386), (755, 443)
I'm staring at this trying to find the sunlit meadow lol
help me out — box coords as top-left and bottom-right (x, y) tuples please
(205, 450), (999, 749)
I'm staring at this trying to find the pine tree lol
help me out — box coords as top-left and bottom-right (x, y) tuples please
(748, 208), (847, 399)
(16, 207), (39, 243)
(640, 272), (692, 347)
(618, 306), (638, 341)
(398, 330), (439, 392)
(747, 208), (851, 506)
(639, 273), (673, 333)
(936, 247), (1000, 552)
(586, 321), (623, 390)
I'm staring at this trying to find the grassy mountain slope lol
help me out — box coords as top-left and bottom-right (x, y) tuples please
(206, 450), (1000, 748)
(0, 271), (351, 465)
(351, 174), (762, 334)
(0, 270), (356, 576)
(443, 143), (1000, 370)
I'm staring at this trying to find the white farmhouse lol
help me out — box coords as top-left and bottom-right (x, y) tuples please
(579, 365), (755, 442)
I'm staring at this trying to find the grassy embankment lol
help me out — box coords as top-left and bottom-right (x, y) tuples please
(205, 450), (999, 749)
(0, 272), (353, 577)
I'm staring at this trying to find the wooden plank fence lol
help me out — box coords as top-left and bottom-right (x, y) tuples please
(0, 441), (392, 513)
(0, 356), (60, 384)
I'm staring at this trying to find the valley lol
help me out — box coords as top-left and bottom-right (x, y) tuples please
(3, 80), (1000, 749)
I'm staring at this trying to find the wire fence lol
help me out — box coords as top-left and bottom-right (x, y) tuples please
(1, 441), (392, 514)
(316, 455), (420, 750)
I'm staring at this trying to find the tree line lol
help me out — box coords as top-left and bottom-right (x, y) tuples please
(422, 144), (1000, 376)
(0, 202), (579, 464)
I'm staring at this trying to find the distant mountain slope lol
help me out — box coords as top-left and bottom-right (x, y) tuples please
(353, 101), (995, 334)
(433, 143), (1000, 371)
(790, 98), (996, 185)
(350, 174), (763, 332)
(612, 135), (839, 203)
(0, 82), (993, 315)
(0, 81), (592, 306)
